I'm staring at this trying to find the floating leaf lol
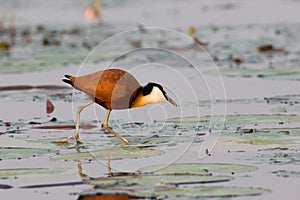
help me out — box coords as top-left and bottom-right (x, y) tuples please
(88, 174), (232, 187)
(52, 148), (164, 161)
(0, 168), (67, 179)
(0, 147), (56, 160)
(83, 185), (270, 199)
(125, 174), (232, 185)
(166, 114), (300, 129)
(136, 185), (270, 198)
(140, 163), (257, 175)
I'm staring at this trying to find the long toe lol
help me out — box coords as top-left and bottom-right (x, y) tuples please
(76, 138), (83, 144)
(53, 134), (77, 144)
(123, 138), (131, 145)
(120, 141), (132, 146)
(53, 138), (70, 143)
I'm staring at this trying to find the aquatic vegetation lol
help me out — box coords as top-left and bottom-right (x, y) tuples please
(135, 185), (270, 198)
(0, 168), (67, 179)
(52, 148), (164, 161)
(0, 2), (299, 198)
(0, 147), (57, 160)
(81, 162), (266, 199)
(140, 163), (257, 175)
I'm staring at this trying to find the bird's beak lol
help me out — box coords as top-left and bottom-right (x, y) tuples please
(166, 96), (177, 106)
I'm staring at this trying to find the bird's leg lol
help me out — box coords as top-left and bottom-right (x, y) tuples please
(54, 101), (93, 144)
(77, 162), (90, 179)
(103, 110), (131, 145)
(107, 159), (113, 177)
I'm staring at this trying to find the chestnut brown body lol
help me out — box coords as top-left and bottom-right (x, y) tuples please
(64, 69), (142, 109)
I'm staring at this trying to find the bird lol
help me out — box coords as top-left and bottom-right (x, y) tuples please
(55, 68), (177, 145)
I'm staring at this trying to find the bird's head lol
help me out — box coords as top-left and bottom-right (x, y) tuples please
(132, 82), (177, 108)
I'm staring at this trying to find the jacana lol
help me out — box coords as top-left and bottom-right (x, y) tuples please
(56, 68), (177, 145)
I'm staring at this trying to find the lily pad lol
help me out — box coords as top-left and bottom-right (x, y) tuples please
(0, 147), (56, 160)
(0, 168), (67, 179)
(136, 185), (270, 198)
(125, 174), (232, 185)
(167, 114), (300, 130)
(52, 148), (164, 161)
(88, 174), (232, 187)
(140, 163), (257, 175)
(223, 114), (300, 127)
(85, 185), (270, 199)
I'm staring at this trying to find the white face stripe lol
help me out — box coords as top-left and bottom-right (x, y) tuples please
(132, 86), (167, 108)
(145, 86), (167, 103)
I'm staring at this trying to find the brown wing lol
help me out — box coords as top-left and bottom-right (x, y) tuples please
(72, 69), (141, 109)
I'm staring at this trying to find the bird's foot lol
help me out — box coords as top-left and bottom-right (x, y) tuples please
(53, 135), (83, 144)
(121, 138), (132, 145)
(119, 140), (132, 146)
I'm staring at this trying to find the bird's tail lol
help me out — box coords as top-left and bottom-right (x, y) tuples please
(62, 75), (76, 86)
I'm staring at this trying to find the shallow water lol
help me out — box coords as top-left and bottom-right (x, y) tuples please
(1, 0), (300, 199)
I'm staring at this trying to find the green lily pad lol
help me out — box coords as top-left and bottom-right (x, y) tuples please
(169, 114), (300, 126)
(137, 185), (270, 198)
(0, 147), (56, 160)
(125, 174), (232, 185)
(140, 163), (257, 175)
(222, 114), (300, 128)
(101, 135), (183, 147)
(88, 175), (232, 187)
(52, 148), (164, 161)
(84, 185), (270, 199)
(0, 168), (67, 179)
